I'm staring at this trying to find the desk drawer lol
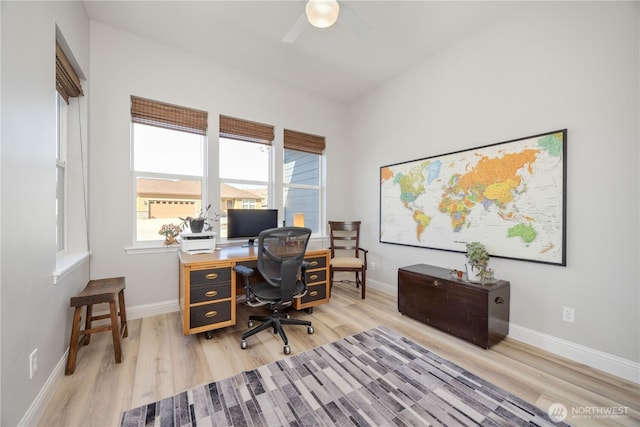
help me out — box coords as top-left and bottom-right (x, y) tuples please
(304, 256), (326, 270)
(190, 267), (231, 286)
(190, 282), (231, 304)
(299, 284), (327, 304)
(305, 269), (326, 285)
(190, 301), (232, 329)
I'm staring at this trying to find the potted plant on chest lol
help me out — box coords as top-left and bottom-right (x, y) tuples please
(465, 241), (495, 283)
(180, 203), (219, 233)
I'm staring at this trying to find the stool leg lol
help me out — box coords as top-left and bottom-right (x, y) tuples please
(109, 300), (123, 363)
(66, 307), (83, 375)
(118, 289), (128, 338)
(84, 304), (93, 345)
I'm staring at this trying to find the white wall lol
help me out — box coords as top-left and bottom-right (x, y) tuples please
(0, 2), (90, 426)
(89, 23), (351, 309)
(348, 1), (639, 368)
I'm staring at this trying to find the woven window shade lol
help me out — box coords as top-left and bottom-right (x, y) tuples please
(219, 115), (274, 145)
(284, 129), (326, 154)
(131, 96), (208, 135)
(56, 42), (83, 104)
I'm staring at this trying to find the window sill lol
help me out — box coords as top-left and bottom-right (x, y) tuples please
(54, 251), (90, 284)
(125, 244), (180, 255)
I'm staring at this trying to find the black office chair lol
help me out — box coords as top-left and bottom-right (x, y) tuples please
(233, 227), (314, 355)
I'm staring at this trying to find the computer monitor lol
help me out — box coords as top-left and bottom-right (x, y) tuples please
(226, 209), (279, 246)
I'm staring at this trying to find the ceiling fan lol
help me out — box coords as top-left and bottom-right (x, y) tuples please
(282, 0), (371, 44)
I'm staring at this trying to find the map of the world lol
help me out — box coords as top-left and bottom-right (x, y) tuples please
(380, 130), (566, 265)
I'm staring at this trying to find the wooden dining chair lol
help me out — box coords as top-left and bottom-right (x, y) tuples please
(328, 221), (368, 299)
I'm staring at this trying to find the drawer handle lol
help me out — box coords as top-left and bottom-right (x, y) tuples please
(495, 297), (504, 304)
(308, 261), (319, 267)
(205, 290), (218, 297)
(309, 274), (319, 280)
(433, 280), (441, 288)
(205, 310), (218, 318)
(310, 291), (319, 297)
(205, 273), (218, 280)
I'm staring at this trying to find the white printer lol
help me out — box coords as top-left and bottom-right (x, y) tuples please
(179, 231), (217, 254)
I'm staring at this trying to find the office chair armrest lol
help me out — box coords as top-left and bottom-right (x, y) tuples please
(233, 265), (255, 277)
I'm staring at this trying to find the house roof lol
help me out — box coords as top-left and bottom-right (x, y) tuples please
(137, 178), (261, 200)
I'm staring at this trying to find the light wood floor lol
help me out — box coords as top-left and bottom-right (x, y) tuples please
(39, 284), (639, 426)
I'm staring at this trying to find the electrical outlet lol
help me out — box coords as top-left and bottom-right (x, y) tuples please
(29, 348), (38, 379)
(562, 306), (575, 323)
(370, 261), (376, 271)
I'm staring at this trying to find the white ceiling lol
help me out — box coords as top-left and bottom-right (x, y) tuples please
(83, 1), (521, 104)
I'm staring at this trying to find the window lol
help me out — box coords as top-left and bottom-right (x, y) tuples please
(131, 96), (208, 243)
(56, 93), (67, 251)
(55, 41), (83, 252)
(219, 115), (274, 239)
(283, 129), (325, 234)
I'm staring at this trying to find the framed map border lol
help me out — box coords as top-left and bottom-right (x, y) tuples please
(379, 129), (567, 266)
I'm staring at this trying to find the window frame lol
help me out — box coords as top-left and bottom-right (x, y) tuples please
(131, 123), (208, 245)
(283, 148), (323, 234)
(56, 92), (68, 253)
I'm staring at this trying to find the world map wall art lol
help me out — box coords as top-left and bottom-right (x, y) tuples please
(380, 129), (567, 266)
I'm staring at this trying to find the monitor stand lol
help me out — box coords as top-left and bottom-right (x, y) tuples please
(241, 238), (256, 248)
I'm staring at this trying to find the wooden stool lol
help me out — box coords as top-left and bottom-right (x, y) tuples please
(65, 277), (128, 375)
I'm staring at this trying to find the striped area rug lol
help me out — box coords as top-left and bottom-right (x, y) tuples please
(121, 326), (566, 426)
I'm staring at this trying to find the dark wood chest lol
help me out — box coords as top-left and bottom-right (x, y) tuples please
(398, 264), (510, 348)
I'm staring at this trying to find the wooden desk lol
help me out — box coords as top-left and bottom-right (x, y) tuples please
(178, 243), (330, 337)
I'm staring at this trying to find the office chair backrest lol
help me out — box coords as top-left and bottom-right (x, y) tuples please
(328, 221), (361, 259)
(257, 227), (312, 303)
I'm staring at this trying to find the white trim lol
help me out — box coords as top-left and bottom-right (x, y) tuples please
(509, 323), (640, 384)
(18, 349), (67, 427)
(18, 299), (180, 426)
(367, 277), (396, 297)
(19, 295), (639, 426)
(124, 244), (180, 255)
(126, 299), (180, 320)
(371, 279), (639, 383)
(53, 251), (89, 284)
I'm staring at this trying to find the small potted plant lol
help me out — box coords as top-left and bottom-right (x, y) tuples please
(180, 203), (219, 233)
(465, 241), (495, 283)
(158, 224), (182, 245)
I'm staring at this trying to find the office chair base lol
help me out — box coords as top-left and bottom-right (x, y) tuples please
(240, 311), (314, 354)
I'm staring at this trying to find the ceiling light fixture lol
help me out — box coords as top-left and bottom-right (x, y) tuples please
(305, 0), (340, 29)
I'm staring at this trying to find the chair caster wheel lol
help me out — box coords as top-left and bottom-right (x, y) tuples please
(284, 345), (291, 355)
(241, 340), (248, 350)
(248, 320), (253, 327)
(285, 312), (290, 319)
(307, 326), (314, 334)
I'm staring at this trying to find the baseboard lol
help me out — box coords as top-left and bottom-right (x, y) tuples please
(18, 294), (639, 426)
(509, 323), (640, 384)
(367, 277), (396, 297)
(18, 299), (181, 426)
(126, 299), (180, 320)
(369, 279), (639, 384)
(18, 349), (68, 427)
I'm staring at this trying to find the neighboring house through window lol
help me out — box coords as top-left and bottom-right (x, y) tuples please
(218, 115), (274, 239)
(283, 129), (325, 234)
(131, 96), (208, 243)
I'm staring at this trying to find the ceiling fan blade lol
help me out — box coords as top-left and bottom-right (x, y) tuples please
(282, 12), (309, 44)
(339, 2), (371, 37)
